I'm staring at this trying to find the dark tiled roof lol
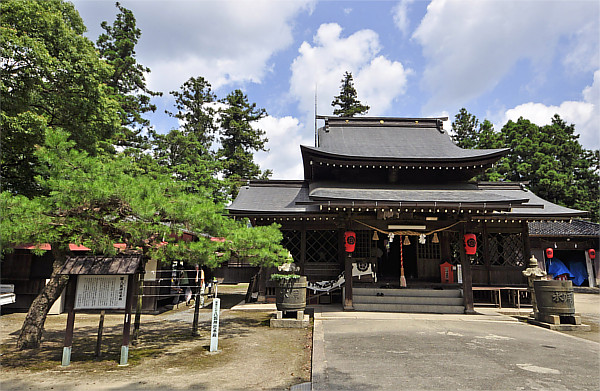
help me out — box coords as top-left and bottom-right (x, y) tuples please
(304, 117), (508, 162)
(227, 180), (587, 219)
(308, 182), (527, 204)
(529, 220), (600, 237)
(59, 255), (142, 275)
(479, 184), (587, 219)
(228, 181), (317, 214)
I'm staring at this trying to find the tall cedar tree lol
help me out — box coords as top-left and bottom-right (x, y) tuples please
(1, 129), (289, 350)
(153, 77), (225, 202)
(0, 0), (121, 196)
(331, 71), (370, 117)
(96, 2), (161, 151)
(451, 109), (599, 221)
(218, 90), (271, 198)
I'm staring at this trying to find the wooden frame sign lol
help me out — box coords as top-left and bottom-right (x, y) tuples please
(75, 275), (128, 310)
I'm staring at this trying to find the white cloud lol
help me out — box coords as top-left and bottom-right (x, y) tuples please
(392, 0), (415, 37)
(500, 70), (600, 150)
(412, 0), (599, 112)
(253, 116), (311, 179)
(77, 0), (315, 93)
(289, 23), (412, 119)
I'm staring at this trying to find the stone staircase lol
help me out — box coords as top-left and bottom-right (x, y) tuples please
(352, 287), (465, 314)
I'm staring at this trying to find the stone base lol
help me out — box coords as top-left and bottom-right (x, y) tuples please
(529, 312), (591, 331)
(536, 312), (582, 325)
(270, 311), (310, 328)
(527, 318), (591, 331)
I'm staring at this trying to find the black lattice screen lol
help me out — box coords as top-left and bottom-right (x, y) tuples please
(488, 233), (524, 267)
(418, 240), (441, 259)
(353, 230), (373, 259)
(306, 230), (338, 263)
(281, 230), (302, 263)
(449, 231), (484, 265)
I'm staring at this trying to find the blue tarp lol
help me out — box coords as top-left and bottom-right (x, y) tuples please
(546, 258), (574, 279)
(567, 261), (588, 286)
(546, 257), (588, 286)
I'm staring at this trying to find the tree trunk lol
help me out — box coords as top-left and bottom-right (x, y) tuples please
(16, 245), (69, 350)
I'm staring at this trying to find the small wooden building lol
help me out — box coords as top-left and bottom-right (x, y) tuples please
(529, 220), (599, 287)
(228, 116), (587, 312)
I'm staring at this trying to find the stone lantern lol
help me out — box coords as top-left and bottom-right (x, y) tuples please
(522, 255), (546, 316)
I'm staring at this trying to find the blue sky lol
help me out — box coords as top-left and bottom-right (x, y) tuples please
(73, 0), (599, 179)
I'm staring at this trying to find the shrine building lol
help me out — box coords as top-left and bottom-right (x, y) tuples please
(227, 116), (590, 313)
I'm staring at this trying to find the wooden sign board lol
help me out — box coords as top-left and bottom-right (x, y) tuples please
(75, 275), (128, 310)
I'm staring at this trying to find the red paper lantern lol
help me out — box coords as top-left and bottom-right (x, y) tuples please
(464, 233), (477, 255)
(589, 249), (596, 260)
(545, 248), (554, 259)
(344, 231), (356, 253)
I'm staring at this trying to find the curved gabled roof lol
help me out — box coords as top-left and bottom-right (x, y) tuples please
(302, 117), (508, 163)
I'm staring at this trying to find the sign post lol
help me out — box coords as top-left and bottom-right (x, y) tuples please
(210, 298), (221, 352)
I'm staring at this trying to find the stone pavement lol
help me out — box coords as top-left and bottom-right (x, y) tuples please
(311, 302), (600, 391)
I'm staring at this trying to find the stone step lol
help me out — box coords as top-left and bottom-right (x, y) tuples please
(353, 287), (462, 298)
(353, 303), (465, 314)
(353, 295), (464, 306)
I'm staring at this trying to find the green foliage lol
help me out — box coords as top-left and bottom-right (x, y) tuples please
(331, 71), (370, 117)
(1, 0), (121, 196)
(96, 2), (162, 150)
(1, 128), (289, 267)
(497, 115), (599, 221)
(218, 89), (271, 197)
(270, 273), (301, 281)
(451, 109), (599, 221)
(166, 76), (217, 150)
(153, 77), (224, 202)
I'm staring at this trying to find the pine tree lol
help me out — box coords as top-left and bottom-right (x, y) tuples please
(153, 76), (224, 201)
(218, 90), (270, 197)
(1, 128), (289, 350)
(451, 108), (480, 149)
(96, 2), (162, 150)
(331, 71), (369, 117)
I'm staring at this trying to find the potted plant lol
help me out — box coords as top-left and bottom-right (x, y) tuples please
(271, 262), (307, 312)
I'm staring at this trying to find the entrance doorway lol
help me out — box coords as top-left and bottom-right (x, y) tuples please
(376, 235), (417, 282)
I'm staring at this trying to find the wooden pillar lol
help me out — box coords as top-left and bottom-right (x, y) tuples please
(119, 274), (135, 366)
(132, 272), (144, 345)
(460, 223), (475, 314)
(521, 221), (531, 262)
(483, 222), (491, 286)
(257, 267), (266, 302)
(440, 231), (451, 261)
(340, 219), (353, 310)
(95, 310), (106, 357)
(300, 228), (306, 275)
(61, 277), (77, 366)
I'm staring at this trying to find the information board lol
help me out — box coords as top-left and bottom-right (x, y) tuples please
(75, 275), (128, 309)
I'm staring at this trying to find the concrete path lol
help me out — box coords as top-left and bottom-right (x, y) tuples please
(312, 305), (600, 391)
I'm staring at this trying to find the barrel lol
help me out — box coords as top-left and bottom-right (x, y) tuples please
(275, 276), (307, 312)
(533, 280), (575, 315)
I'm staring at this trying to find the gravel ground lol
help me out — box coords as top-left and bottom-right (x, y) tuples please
(0, 284), (312, 391)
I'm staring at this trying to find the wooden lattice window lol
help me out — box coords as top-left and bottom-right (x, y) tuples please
(418, 240), (441, 260)
(353, 230), (374, 259)
(281, 230), (302, 263)
(306, 230), (338, 263)
(449, 231), (484, 265)
(488, 233), (524, 267)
